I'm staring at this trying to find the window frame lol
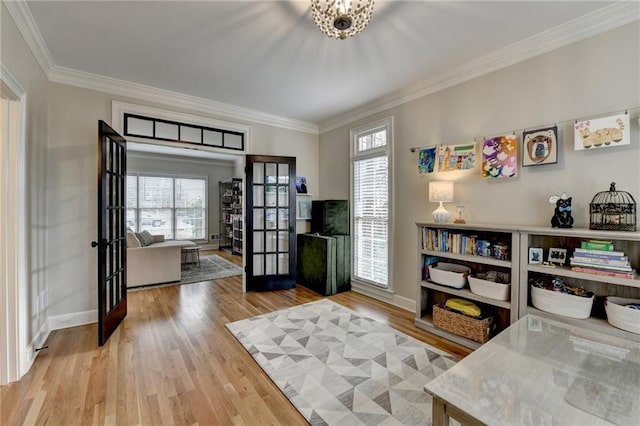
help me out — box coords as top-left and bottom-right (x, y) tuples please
(349, 116), (394, 293)
(127, 172), (208, 241)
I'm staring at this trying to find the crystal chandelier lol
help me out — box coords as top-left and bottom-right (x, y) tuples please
(310, 0), (375, 40)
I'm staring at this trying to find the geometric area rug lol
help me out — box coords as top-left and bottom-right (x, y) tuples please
(226, 299), (457, 425)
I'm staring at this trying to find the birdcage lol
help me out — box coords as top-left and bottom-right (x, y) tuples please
(589, 182), (636, 231)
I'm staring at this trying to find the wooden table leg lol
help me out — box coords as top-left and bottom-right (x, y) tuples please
(432, 396), (449, 426)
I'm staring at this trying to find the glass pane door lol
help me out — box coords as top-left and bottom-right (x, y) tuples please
(245, 155), (296, 291)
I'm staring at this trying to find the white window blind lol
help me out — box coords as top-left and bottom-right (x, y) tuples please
(353, 155), (389, 286)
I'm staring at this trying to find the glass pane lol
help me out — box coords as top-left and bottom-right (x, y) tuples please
(225, 133), (243, 149)
(156, 121), (179, 140)
(278, 186), (288, 207)
(265, 186), (277, 207)
(253, 163), (264, 184)
(278, 163), (289, 184)
(139, 209), (173, 239)
(278, 209), (288, 230)
(278, 254), (289, 274)
(265, 163), (277, 184)
(127, 117), (153, 137)
(203, 130), (223, 146)
(176, 208), (205, 239)
(253, 208), (264, 229)
(253, 186), (264, 207)
(253, 232), (264, 253)
(278, 232), (288, 252)
(266, 254), (276, 275)
(138, 176), (173, 208)
(253, 254), (264, 276)
(175, 178), (206, 209)
(266, 209), (277, 229)
(180, 125), (201, 143)
(266, 231), (277, 252)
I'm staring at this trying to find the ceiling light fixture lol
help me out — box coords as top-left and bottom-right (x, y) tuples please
(310, 0), (375, 40)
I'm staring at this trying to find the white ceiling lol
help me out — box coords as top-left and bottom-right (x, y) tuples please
(25, 1), (621, 127)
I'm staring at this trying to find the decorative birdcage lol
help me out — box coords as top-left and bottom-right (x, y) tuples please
(589, 182), (636, 231)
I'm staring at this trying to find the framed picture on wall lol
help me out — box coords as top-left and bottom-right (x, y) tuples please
(298, 198), (311, 220)
(522, 126), (558, 166)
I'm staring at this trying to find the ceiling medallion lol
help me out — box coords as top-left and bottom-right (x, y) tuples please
(310, 0), (375, 40)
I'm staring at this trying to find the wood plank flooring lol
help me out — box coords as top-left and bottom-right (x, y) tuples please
(1, 250), (470, 425)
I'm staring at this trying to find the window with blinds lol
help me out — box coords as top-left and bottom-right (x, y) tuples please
(351, 118), (392, 289)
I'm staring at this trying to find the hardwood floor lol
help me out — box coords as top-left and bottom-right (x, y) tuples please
(1, 250), (470, 425)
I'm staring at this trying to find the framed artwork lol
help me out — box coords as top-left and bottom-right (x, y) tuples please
(548, 248), (567, 265)
(574, 113), (630, 151)
(297, 198), (311, 220)
(418, 146), (436, 175)
(523, 126), (558, 166)
(295, 176), (308, 193)
(437, 143), (476, 172)
(481, 135), (517, 178)
(528, 247), (543, 264)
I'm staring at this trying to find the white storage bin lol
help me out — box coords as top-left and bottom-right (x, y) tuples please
(605, 297), (640, 335)
(530, 286), (594, 319)
(428, 263), (470, 289)
(469, 275), (511, 301)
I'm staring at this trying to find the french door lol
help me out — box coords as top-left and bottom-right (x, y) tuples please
(93, 120), (127, 346)
(245, 155), (296, 291)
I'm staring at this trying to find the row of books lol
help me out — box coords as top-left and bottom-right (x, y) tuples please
(569, 240), (636, 279)
(420, 228), (507, 259)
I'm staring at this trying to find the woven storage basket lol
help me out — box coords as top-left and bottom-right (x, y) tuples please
(433, 303), (493, 343)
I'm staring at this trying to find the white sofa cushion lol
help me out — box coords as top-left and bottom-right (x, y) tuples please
(126, 238), (198, 287)
(127, 230), (141, 248)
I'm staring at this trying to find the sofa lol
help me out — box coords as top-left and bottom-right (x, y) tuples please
(126, 230), (197, 287)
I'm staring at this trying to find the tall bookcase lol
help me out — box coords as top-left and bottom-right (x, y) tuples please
(219, 178), (242, 254)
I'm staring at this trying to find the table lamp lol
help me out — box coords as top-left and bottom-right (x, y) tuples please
(429, 181), (454, 223)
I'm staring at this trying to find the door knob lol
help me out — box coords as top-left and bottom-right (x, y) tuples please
(91, 241), (99, 248)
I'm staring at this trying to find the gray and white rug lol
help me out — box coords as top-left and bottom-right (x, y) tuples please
(180, 254), (243, 284)
(226, 299), (457, 425)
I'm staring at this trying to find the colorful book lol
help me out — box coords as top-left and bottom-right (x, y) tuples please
(570, 256), (630, 267)
(573, 249), (627, 261)
(581, 240), (614, 251)
(569, 260), (633, 272)
(570, 266), (636, 280)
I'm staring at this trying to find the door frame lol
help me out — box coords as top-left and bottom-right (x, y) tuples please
(0, 65), (28, 384)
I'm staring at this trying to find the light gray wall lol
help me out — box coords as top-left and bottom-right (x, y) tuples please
(1, 3), (50, 348)
(319, 22), (640, 305)
(127, 152), (237, 241)
(46, 83), (319, 317)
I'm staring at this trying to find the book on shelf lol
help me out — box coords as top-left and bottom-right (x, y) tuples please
(570, 256), (630, 267)
(420, 227), (501, 258)
(580, 240), (614, 251)
(569, 260), (633, 272)
(572, 248), (627, 260)
(570, 266), (636, 280)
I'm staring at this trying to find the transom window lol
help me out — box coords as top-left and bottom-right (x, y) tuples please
(351, 118), (393, 289)
(127, 174), (207, 240)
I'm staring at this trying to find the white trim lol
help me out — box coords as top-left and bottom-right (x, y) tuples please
(49, 67), (318, 134)
(3, 0), (55, 77)
(350, 282), (413, 313)
(0, 65), (28, 385)
(24, 321), (49, 376)
(319, 2), (640, 133)
(49, 310), (98, 331)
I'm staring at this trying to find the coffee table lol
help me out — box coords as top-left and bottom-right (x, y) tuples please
(424, 314), (640, 426)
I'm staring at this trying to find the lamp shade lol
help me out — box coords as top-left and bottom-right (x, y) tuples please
(429, 181), (454, 203)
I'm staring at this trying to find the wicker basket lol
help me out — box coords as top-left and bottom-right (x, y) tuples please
(432, 303), (493, 343)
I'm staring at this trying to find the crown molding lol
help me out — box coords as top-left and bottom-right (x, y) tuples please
(3, 0), (54, 76)
(49, 66), (319, 134)
(319, 2), (640, 133)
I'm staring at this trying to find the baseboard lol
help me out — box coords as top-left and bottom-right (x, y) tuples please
(49, 309), (97, 330)
(351, 282), (415, 313)
(22, 320), (49, 378)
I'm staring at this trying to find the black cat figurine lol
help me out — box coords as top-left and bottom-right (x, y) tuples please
(549, 193), (573, 228)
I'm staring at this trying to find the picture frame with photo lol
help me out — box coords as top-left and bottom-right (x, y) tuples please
(528, 247), (543, 264)
(295, 176), (308, 194)
(522, 125), (558, 167)
(548, 247), (567, 265)
(297, 198), (311, 220)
